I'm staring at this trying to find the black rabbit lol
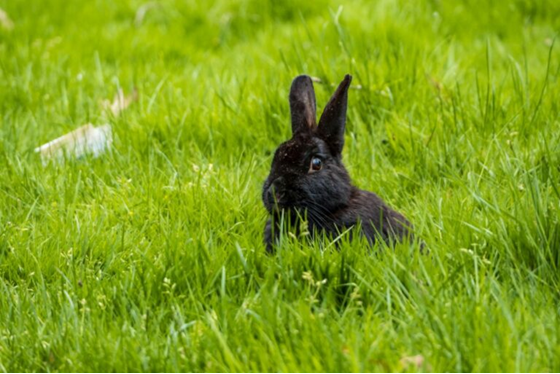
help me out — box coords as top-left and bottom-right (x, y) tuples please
(262, 74), (413, 252)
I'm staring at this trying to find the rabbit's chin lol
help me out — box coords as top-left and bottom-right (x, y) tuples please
(265, 204), (295, 215)
(264, 195), (300, 214)
(266, 203), (307, 217)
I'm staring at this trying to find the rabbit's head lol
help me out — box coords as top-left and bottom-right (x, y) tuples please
(263, 75), (353, 218)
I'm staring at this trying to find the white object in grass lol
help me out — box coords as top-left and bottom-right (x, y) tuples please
(35, 124), (112, 165)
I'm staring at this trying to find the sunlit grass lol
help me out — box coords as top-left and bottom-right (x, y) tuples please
(1, 0), (559, 371)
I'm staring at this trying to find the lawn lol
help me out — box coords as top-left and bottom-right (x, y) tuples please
(1, 0), (560, 371)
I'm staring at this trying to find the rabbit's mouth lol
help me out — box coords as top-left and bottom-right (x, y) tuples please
(267, 196), (292, 211)
(264, 183), (290, 210)
(265, 192), (300, 212)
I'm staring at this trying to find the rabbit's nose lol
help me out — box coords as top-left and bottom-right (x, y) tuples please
(272, 176), (285, 187)
(268, 179), (286, 202)
(267, 186), (282, 202)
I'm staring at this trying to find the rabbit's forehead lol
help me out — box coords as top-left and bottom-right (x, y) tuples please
(274, 136), (326, 165)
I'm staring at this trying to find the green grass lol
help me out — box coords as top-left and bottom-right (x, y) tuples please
(1, 0), (560, 371)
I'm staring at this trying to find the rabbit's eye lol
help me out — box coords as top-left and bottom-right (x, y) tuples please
(309, 157), (322, 173)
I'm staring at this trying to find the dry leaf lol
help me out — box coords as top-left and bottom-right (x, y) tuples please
(134, 2), (161, 27)
(102, 88), (138, 116)
(400, 354), (425, 370)
(0, 8), (14, 30)
(35, 124), (112, 165)
(426, 74), (443, 92)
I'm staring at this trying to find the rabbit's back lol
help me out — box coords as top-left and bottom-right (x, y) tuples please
(320, 187), (412, 244)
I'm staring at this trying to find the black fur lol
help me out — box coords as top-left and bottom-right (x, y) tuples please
(263, 74), (412, 252)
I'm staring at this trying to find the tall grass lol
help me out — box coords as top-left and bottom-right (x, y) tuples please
(1, 0), (559, 371)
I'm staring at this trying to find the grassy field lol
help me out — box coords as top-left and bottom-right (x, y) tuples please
(1, 0), (560, 371)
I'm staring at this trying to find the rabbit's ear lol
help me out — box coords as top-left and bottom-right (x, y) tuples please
(290, 75), (317, 135)
(318, 74), (352, 155)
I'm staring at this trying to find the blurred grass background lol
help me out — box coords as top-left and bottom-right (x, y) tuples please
(1, 0), (560, 371)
